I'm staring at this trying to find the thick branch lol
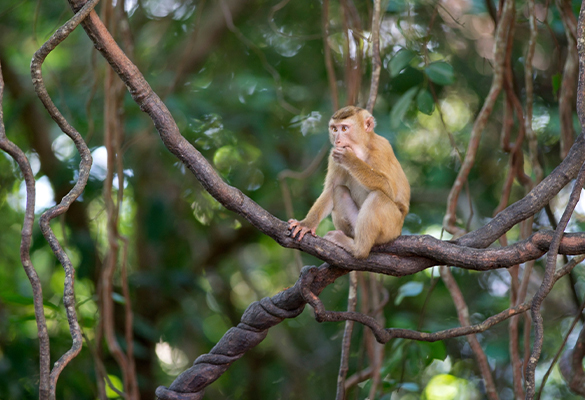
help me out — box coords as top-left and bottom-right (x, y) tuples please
(65, 1), (585, 398)
(69, 0), (585, 276)
(456, 128), (585, 249)
(155, 264), (346, 399)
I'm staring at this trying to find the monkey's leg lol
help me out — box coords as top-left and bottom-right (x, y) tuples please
(330, 185), (359, 236)
(325, 185), (361, 254)
(351, 192), (402, 258)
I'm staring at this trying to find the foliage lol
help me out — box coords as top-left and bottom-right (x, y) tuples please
(0, 0), (585, 399)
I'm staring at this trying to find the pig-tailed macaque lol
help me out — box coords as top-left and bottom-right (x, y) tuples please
(288, 106), (410, 259)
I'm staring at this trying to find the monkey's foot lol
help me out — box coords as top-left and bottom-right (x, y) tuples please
(324, 230), (353, 250)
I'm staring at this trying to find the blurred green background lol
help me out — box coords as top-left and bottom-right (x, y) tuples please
(1, 0), (585, 399)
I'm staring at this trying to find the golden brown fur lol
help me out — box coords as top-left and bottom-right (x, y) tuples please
(289, 106), (410, 258)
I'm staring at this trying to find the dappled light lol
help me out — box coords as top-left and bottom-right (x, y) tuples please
(424, 373), (480, 400)
(1, 0), (585, 399)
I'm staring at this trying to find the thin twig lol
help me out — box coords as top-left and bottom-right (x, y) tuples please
(429, 84), (474, 233)
(322, 0), (339, 110)
(62, 2), (585, 397)
(443, 0), (513, 235)
(30, 0), (100, 397)
(576, 0), (585, 126)
(525, 0), (542, 182)
(100, 17), (137, 396)
(525, 165), (585, 398)
(556, 0), (579, 159)
(440, 266), (499, 400)
(365, 0), (382, 113)
(301, 252), (583, 345)
(537, 260), (585, 400)
(336, 271), (358, 400)
(340, 0), (362, 106)
(0, 62), (51, 399)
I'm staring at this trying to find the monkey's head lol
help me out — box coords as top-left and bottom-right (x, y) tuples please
(328, 106), (376, 149)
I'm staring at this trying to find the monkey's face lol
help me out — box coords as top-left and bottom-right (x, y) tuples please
(328, 116), (366, 150)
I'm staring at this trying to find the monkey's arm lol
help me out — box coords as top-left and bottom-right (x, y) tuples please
(333, 147), (397, 201)
(288, 190), (333, 240)
(288, 160), (338, 241)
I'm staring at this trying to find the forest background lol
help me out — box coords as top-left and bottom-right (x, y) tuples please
(2, 0), (585, 399)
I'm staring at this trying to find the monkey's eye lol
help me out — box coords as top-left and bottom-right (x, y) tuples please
(332, 127), (337, 132)
(342, 126), (348, 132)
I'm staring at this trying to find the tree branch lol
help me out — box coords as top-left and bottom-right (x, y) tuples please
(525, 163), (585, 397)
(556, 0), (579, 159)
(440, 266), (499, 400)
(365, 0), (382, 113)
(443, 0), (513, 236)
(0, 61), (51, 400)
(30, 0), (99, 397)
(62, 1), (585, 398)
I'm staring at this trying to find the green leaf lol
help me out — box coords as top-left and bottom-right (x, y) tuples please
(389, 49), (416, 77)
(416, 89), (435, 115)
(0, 292), (59, 310)
(552, 73), (562, 97)
(424, 62), (455, 86)
(390, 87), (419, 129)
(394, 281), (424, 305)
(105, 374), (124, 399)
(428, 340), (447, 361)
(213, 145), (241, 173)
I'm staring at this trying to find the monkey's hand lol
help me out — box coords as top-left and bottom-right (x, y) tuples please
(332, 146), (357, 167)
(288, 219), (317, 241)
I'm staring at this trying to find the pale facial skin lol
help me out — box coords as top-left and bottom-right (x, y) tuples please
(329, 117), (368, 163)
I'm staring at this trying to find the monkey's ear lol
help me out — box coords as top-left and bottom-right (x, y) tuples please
(364, 116), (376, 132)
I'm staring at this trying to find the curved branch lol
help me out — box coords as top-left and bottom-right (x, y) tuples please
(440, 266), (498, 400)
(158, 236), (585, 398)
(68, 0), (585, 276)
(540, 268), (585, 399)
(0, 62), (51, 399)
(456, 128), (585, 248)
(155, 264), (346, 399)
(304, 253), (583, 345)
(526, 163), (585, 398)
(64, 1), (585, 398)
(560, 320), (585, 396)
(577, 0), (585, 126)
(443, 0), (513, 236)
(30, 0), (100, 395)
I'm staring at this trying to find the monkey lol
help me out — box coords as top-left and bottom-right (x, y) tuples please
(288, 106), (410, 259)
